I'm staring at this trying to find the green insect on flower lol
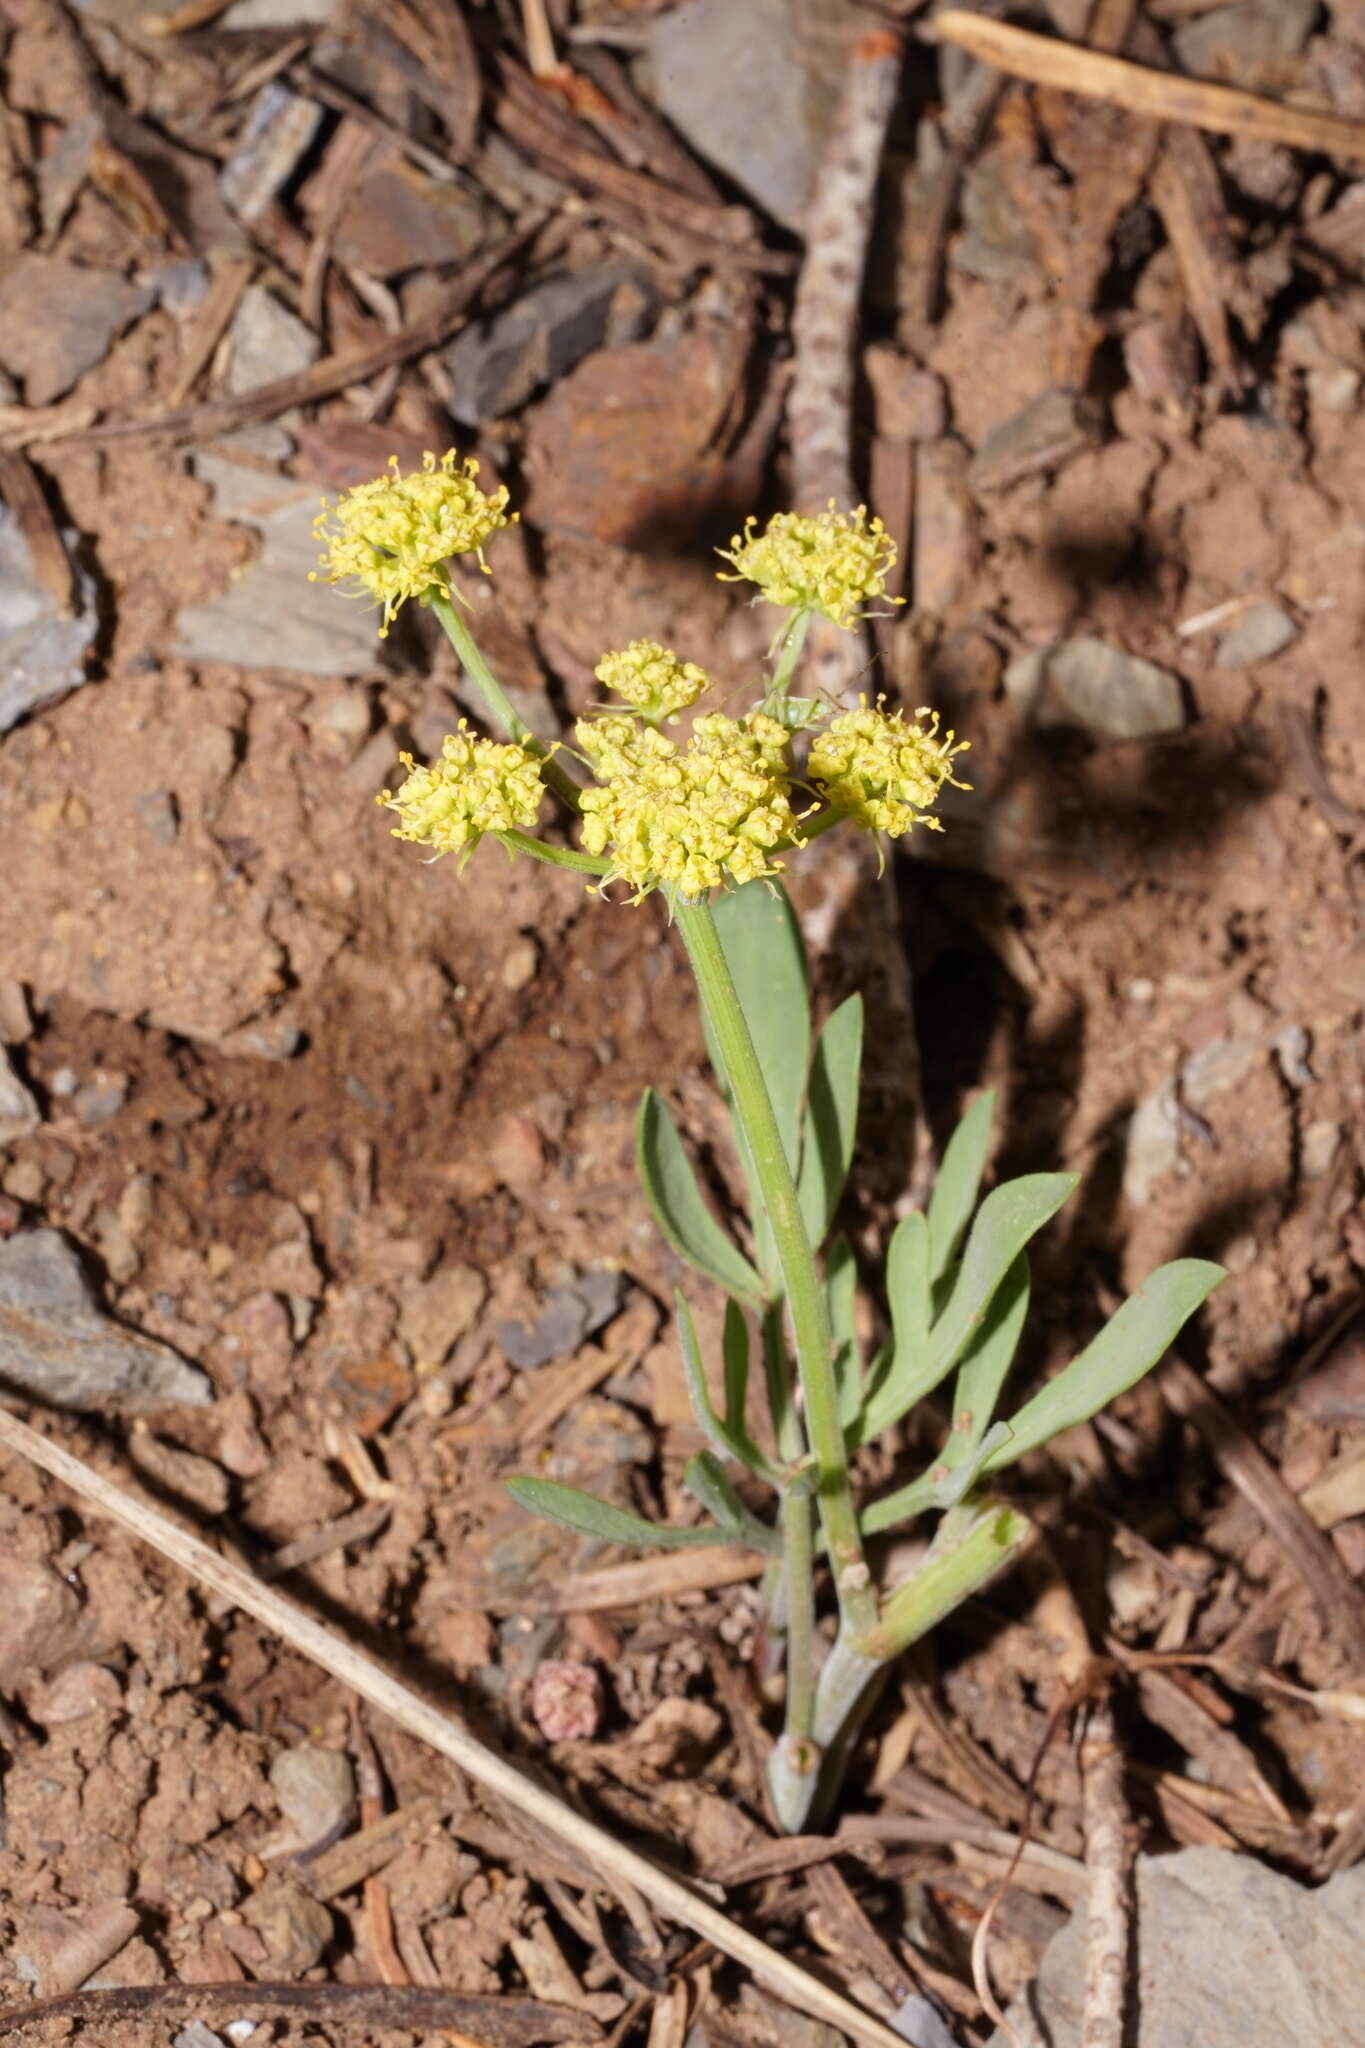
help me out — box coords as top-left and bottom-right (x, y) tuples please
(311, 450), (513, 636)
(718, 503), (901, 632)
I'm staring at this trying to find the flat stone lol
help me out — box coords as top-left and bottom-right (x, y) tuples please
(223, 285), (319, 395)
(0, 255), (152, 405)
(647, 0), (857, 229)
(0, 1046), (39, 1144)
(0, 1227), (211, 1409)
(176, 467), (383, 677)
(1172, 1), (1318, 88)
(1006, 636), (1185, 741)
(220, 83), (324, 225)
(986, 1848), (1365, 2048)
(269, 1743), (356, 1847)
(331, 146), (499, 278)
(498, 1270), (627, 1371)
(1215, 599), (1298, 668)
(445, 266), (656, 426)
(968, 390), (1097, 494)
(0, 505), (99, 733)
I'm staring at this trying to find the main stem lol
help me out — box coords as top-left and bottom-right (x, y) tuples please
(674, 898), (877, 1643)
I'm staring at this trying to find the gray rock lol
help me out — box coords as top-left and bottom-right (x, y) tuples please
(647, 0), (854, 229)
(0, 1228), (211, 1409)
(498, 1270), (627, 1371)
(0, 1046), (39, 1144)
(0, 505), (99, 734)
(269, 1743), (356, 1848)
(1215, 599), (1297, 668)
(134, 790), (179, 846)
(1006, 636), (1185, 742)
(1172, 1), (1317, 83)
(176, 466), (383, 677)
(146, 259), (210, 316)
(0, 254), (153, 406)
(223, 285), (318, 394)
(446, 267), (656, 426)
(172, 2026), (227, 2048)
(223, 0), (335, 24)
(219, 82), (323, 225)
(986, 1847), (1365, 2048)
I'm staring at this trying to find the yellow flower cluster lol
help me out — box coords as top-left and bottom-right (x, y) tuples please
(807, 700), (968, 839)
(595, 640), (711, 721)
(718, 504), (900, 631)
(311, 450), (512, 636)
(380, 722), (545, 866)
(576, 711), (801, 901)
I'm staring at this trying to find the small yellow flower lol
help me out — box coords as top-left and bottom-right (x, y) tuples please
(594, 640), (711, 721)
(311, 450), (513, 637)
(574, 712), (677, 783)
(807, 699), (968, 839)
(717, 504), (900, 631)
(578, 713), (801, 902)
(380, 722), (545, 867)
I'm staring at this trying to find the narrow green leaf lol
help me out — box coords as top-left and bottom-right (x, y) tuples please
(796, 994), (864, 1245)
(949, 1252), (1030, 1464)
(981, 1258), (1225, 1474)
(507, 1476), (732, 1550)
(707, 880), (810, 1171)
(927, 1090), (996, 1281)
(857, 1255), (1029, 1533)
(850, 1211), (931, 1447)
(722, 1300), (750, 1436)
(636, 1089), (764, 1302)
(677, 1291), (783, 1487)
(684, 1452), (782, 1555)
(825, 1234), (863, 1430)
(859, 1175), (1075, 1444)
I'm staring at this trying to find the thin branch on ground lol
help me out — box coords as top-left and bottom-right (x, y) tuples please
(0, 1405), (910, 2048)
(932, 11), (1365, 161)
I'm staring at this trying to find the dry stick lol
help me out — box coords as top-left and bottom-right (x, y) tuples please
(19, 215), (547, 451)
(1078, 1696), (1127, 2048)
(0, 1982), (592, 2045)
(933, 10), (1365, 161)
(1159, 1352), (1365, 1669)
(789, 28), (902, 704)
(0, 1407), (908, 2048)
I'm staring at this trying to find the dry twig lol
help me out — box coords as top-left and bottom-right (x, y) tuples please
(1160, 1352), (1365, 1668)
(0, 1406), (908, 2048)
(933, 11), (1365, 161)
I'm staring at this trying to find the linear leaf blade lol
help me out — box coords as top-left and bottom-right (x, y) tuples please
(636, 1089), (764, 1302)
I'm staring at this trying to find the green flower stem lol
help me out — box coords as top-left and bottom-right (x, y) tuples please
(762, 1307), (814, 1744)
(768, 607), (812, 702)
(495, 831), (608, 877)
(430, 593), (584, 816)
(674, 897), (877, 1644)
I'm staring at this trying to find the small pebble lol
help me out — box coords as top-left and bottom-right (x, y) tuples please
(268, 1743), (356, 1849)
(73, 1071), (129, 1125)
(1215, 600), (1298, 669)
(530, 1659), (604, 1741)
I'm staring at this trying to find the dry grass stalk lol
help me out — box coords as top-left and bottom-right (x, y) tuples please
(0, 1405), (909, 2048)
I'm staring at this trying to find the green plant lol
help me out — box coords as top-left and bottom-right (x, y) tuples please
(314, 455), (1224, 1832)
